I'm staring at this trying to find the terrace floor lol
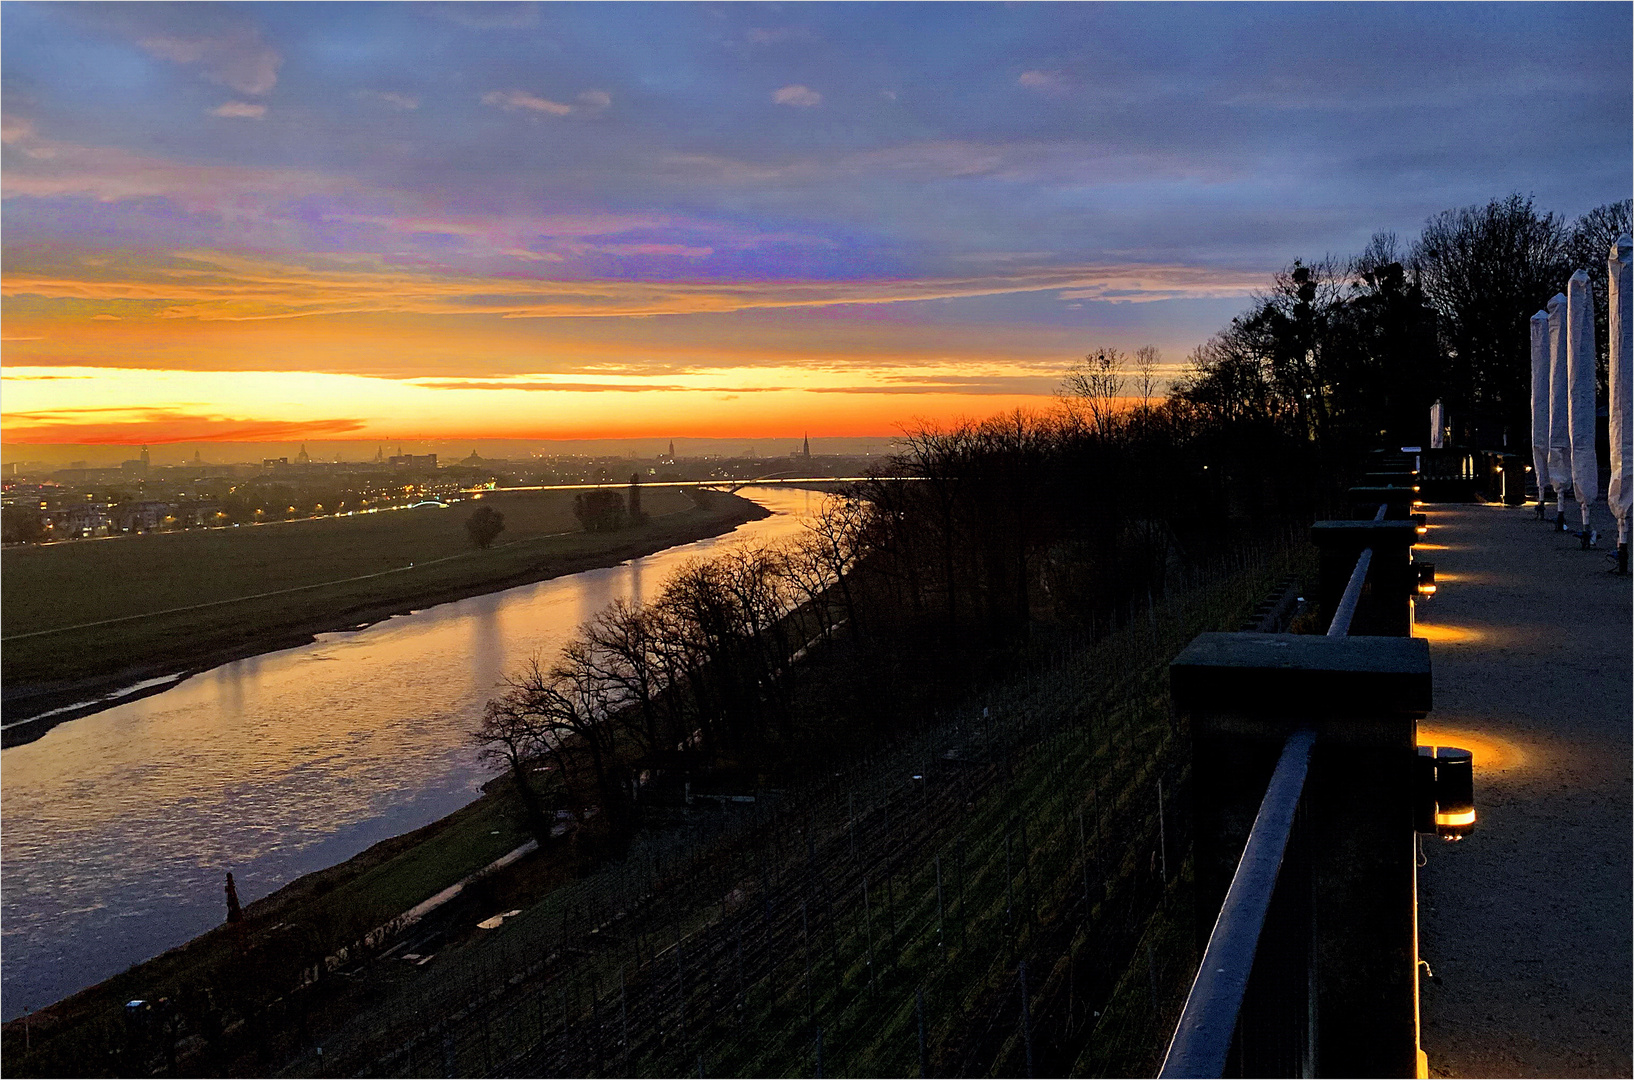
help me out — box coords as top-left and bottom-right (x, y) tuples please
(1414, 499), (1631, 1078)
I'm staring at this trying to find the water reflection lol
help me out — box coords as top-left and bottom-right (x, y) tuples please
(0, 489), (822, 1017)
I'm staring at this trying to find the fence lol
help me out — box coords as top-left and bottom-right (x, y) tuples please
(242, 538), (1303, 1080)
(1160, 456), (1434, 1078)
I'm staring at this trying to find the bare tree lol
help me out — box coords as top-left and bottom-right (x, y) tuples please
(476, 653), (630, 836)
(1134, 345), (1162, 414)
(1351, 230), (1402, 278)
(1061, 348), (1126, 436)
(1412, 194), (1570, 436)
(1567, 199), (1633, 394)
(804, 496), (868, 638)
(474, 666), (554, 844)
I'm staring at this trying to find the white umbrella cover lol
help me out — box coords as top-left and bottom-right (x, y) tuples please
(1547, 292), (1571, 513)
(1609, 234), (1633, 544)
(1530, 310), (1550, 502)
(1567, 270), (1597, 530)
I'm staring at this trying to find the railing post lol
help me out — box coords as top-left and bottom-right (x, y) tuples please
(1346, 485), (1419, 521)
(1309, 520), (1420, 637)
(1171, 633), (1431, 1077)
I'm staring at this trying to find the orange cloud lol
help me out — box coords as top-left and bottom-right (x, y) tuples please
(0, 365), (1076, 444)
(3, 250), (1260, 321)
(3, 407), (365, 444)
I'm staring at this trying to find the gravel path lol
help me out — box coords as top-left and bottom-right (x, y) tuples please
(1416, 500), (1631, 1078)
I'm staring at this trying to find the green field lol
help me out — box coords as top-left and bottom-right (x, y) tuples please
(1, 487), (757, 708)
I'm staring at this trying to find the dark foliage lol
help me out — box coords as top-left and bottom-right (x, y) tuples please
(2, 504), (47, 544)
(1411, 194), (1572, 442)
(627, 472), (648, 523)
(572, 488), (627, 532)
(463, 504), (506, 549)
(1566, 198), (1633, 398)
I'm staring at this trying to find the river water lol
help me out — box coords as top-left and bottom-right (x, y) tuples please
(0, 488), (824, 1018)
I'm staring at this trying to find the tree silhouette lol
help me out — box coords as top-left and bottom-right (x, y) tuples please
(1411, 194), (1570, 442)
(465, 504), (506, 549)
(574, 489), (626, 532)
(627, 472), (647, 523)
(2, 505), (46, 544)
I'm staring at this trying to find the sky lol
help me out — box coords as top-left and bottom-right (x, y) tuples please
(3, 2), (1629, 446)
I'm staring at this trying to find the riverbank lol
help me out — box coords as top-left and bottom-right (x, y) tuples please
(2, 490), (768, 746)
(0, 775), (546, 1075)
(2, 531), (1299, 1079)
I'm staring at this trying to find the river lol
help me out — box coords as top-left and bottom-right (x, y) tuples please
(0, 488), (825, 1018)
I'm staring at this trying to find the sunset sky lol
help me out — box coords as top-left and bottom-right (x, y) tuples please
(3, 2), (1629, 446)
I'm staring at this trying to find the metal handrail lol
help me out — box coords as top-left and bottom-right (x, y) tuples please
(1327, 548), (1371, 637)
(1159, 728), (1317, 1079)
(1326, 503), (1387, 637)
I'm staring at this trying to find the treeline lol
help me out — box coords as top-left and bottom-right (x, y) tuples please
(480, 191), (1631, 844)
(573, 474), (652, 532)
(476, 523), (859, 842)
(1180, 194), (1631, 449)
(477, 389), (1315, 842)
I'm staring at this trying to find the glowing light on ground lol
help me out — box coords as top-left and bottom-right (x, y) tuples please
(1417, 725), (1527, 772)
(1414, 622), (1482, 644)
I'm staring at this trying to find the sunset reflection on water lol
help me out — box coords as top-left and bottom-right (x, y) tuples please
(0, 488), (824, 1017)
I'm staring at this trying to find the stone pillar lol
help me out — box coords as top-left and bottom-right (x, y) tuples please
(1310, 519), (1421, 637)
(1173, 632), (1433, 1079)
(1347, 485), (1418, 521)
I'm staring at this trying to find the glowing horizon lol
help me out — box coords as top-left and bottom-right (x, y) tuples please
(3, 4), (1627, 445)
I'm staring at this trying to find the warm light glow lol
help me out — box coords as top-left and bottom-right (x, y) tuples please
(0, 364), (1078, 442)
(1413, 622), (1480, 643)
(1417, 583), (1438, 596)
(1417, 727), (1525, 771)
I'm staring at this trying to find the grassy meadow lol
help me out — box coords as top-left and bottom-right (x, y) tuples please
(1, 486), (754, 706)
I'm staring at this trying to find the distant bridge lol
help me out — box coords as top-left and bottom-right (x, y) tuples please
(458, 477), (893, 496)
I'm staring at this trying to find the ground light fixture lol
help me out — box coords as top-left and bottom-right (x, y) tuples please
(1416, 745), (1475, 839)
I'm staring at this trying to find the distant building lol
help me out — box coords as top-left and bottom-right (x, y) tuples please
(263, 457), (289, 469)
(388, 453), (438, 469)
(295, 443), (311, 465)
(460, 449), (484, 466)
(56, 503), (112, 538)
(119, 500), (173, 533)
